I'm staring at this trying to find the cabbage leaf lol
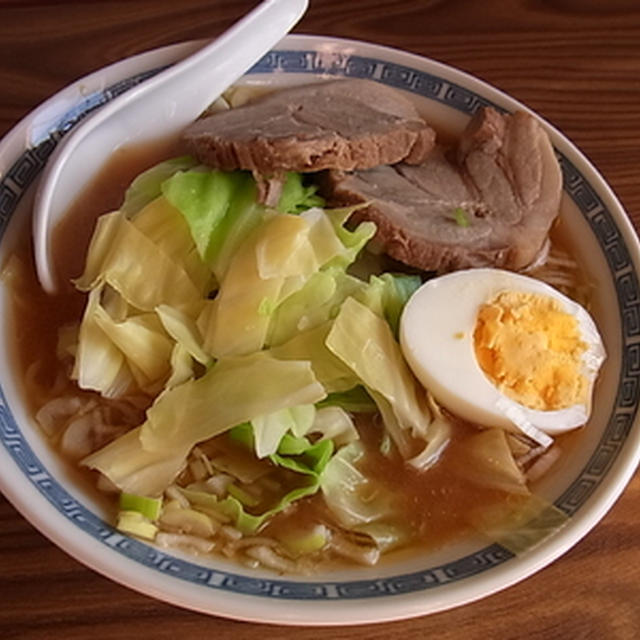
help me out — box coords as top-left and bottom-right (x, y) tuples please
(270, 321), (358, 393)
(161, 169), (262, 276)
(83, 426), (188, 496)
(198, 214), (309, 357)
(92, 304), (173, 390)
(165, 343), (196, 391)
(317, 386), (377, 413)
(321, 442), (409, 551)
(355, 273), (422, 336)
(75, 210), (204, 316)
(155, 304), (211, 366)
(308, 406), (359, 447)
(140, 352), (325, 454)
(250, 405), (315, 458)
(453, 428), (530, 495)
(266, 268), (363, 347)
(121, 156), (198, 215)
(326, 297), (432, 458)
(321, 442), (394, 527)
(323, 207), (376, 270)
(72, 286), (136, 397)
(161, 169), (328, 283)
(178, 437), (333, 534)
(277, 172), (325, 214)
(130, 196), (212, 295)
(84, 352), (326, 495)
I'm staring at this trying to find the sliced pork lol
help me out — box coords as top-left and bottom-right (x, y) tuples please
(323, 107), (563, 272)
(183, 79), (436, 173)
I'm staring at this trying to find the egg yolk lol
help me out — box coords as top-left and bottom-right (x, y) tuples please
(473, 291), (588, 411)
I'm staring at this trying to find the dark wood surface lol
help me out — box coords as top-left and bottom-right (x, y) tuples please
(2, 1), (640, 638)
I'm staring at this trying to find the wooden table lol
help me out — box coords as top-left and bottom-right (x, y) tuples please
(1, 1), (640, 638)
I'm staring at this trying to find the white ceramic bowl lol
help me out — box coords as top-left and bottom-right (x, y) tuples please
(1, 35), (639, 626)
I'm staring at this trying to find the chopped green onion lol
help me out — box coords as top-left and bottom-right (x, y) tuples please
(119, 492), (163, 521)
(278, 524), (329, 556)
(227, 483), (260, 507)
(158, 505), (216, 537)
(116, 510), (158, 540)
(452, 207), (470, 228)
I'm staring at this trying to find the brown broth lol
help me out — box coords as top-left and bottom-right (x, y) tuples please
(53, 137), (182, 292)
(5, 137), (583, 569)
(262, 413), (576, 563)
(9, 138), (182, 414)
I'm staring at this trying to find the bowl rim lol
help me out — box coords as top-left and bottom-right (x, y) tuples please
(1, 33), (640, 626)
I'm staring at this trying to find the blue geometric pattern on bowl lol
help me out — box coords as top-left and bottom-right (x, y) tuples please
(1, 49), (637, 599)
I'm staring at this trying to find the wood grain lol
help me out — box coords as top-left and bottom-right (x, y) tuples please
(1, 0), (640, 637)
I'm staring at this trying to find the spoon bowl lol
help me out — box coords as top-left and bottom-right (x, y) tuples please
(33, 0), (308, 294)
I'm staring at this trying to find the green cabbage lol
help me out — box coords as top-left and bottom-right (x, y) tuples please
(266, 268), (363, 347)
(130, 196), (212, 295)
(165, 343), (196, 391)
(453, 428), (529, 495)
(321, 442), (409, 551)
(288, 405), (317, 437)
(140, 352), (325, 454)
(277, 172), (325, 214)
(198, 214), (310, 358)
(270, 321), (358, 393)
(73, 282), (187, 396)
(355, 273), (422, 336)
(407, 393), (452, 470)
(322, 207), (376, 270)
(72, 286), (135, 398)
(75, 209), (204, 316)
(71, 156), (447, 548)
(232, 404), (356, 458)
(271, 437), (333, 476)
(326, 297), (432, 458)
(83, 352), (326, 495)
(121, 156), (198, 215)
(177, 436), (334, 534)
(250, 405), (316, 458)
(321, 442), (394, 527)
(82, 427), (188, 496)
(91, 302), (173, 391)
(162, 169), (262, 277)
(199, 208), (368, 359)
(159, 168), (326, 283)
(308, 406), (359, 446)
(155, 304), (211, 366)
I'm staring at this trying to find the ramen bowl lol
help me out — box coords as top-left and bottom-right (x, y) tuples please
(1, 35), (639, 625)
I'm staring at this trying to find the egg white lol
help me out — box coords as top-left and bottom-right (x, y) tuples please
(399, 269), (606, 442)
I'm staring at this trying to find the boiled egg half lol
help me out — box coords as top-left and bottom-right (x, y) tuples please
(400, 269), (605, 445)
